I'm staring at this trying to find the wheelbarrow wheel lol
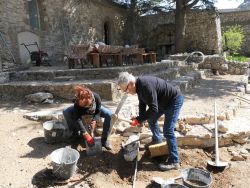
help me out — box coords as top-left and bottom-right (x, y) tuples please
(68, 58), (75, 69)
(36, 59), (41, 66)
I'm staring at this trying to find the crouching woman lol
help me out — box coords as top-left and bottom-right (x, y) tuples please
(63, 85), (112, 150)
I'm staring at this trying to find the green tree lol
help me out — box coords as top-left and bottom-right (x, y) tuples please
(222, 25), (245, 55)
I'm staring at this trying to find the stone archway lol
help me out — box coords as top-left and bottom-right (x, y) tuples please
(17, 32), (40, 63)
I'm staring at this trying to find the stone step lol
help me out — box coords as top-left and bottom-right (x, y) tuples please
(0, 80), (119, 101)
(53, 76), (76, 82)
(0, 62), (198, 102)
(6, 61), (187, 82)
(172, 71), (201, 92)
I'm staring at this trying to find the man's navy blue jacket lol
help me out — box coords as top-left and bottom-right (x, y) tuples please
(135, 76), (181, 124)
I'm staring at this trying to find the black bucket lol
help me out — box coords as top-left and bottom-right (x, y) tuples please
(181, 168), (212, 188)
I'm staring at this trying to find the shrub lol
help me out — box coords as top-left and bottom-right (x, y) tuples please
(222, 25), (245, 55)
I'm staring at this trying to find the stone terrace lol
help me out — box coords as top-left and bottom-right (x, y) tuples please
(0, 60), (202, 101)
(18, 61), (250, 152)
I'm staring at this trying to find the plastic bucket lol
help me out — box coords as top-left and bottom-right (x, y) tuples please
(181, 168), (212, 188)
(85, 137), (102, 156)
(50, 147), (80, 179)
(43, 121), (65, 144)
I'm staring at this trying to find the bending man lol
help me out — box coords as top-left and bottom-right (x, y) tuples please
(117, 72), (184, 170)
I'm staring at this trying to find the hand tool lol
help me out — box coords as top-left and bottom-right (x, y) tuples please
(207, 100), (228, 171)
(108, 94), (128, 136)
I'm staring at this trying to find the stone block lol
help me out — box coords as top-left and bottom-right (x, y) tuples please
(149, 142), (169, 158)
(218, 122), (228, 133)
(182, 115), (211, 125)
(232, 136), (248, 144)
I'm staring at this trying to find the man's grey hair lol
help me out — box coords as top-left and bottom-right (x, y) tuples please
(117, 72), (136, 86)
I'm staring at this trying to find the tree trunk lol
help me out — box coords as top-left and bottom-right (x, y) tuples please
(124, 0), (138, 45)
(175, 0), (187, 53)
(0, 55), (2, 72)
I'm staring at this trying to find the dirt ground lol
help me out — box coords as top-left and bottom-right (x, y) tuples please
(0, 100), (250, 188)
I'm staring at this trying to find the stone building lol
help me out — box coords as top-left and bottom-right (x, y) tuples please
(0, 0), (249, 72)
(138, 10), (222, 59)
(0, 0), (127, 70)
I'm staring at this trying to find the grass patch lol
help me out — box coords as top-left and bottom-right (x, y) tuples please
(226, 55), (249, 62)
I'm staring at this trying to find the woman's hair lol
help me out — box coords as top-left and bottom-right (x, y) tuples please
(117, 72), (135, 87)
(74, 85), (93, 106)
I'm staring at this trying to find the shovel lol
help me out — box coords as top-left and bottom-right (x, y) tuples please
(207, 100), (228, 171)
(122, 135), (152, 148)
(108, 94), (128, 136)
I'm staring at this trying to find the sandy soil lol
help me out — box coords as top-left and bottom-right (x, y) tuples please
(0, 100), (250, 188)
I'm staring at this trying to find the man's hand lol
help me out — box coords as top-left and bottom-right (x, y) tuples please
(130, 118), (139, 127)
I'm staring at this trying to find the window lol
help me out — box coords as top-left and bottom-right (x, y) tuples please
(28, 0), (40, 29)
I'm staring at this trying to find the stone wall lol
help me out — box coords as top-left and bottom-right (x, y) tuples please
(220, 9), (250, 56)
(169, 54), (248, 75)
(185, 10), (222, 55)
(138, 10), (222, 58)
(42, 0), (126, 62)
(0, 0), (27, 70)
(0, 0), (126, 70)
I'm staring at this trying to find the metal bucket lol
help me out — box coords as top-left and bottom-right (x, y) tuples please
(50, 147), (80, 179)
(85, 137), (102, 156)
(162, 184), (188, 188)
(43, 121), (65, 144)
(181, 168), (212, 188)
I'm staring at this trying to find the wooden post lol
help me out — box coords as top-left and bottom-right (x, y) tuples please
(136, 53), (143, 64)
(91, 53), (100, 68)
(150, 52), (156, 64)
(117, 53), (123, 66)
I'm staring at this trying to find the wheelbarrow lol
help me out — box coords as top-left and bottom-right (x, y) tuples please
(21, 42), (51, 66)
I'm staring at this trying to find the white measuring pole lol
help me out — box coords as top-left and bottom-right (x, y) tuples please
(132, 132), (140, 188)
(214, 100), (219, 165)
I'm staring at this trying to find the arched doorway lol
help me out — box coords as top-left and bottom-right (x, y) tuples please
(104, 22), (110, 45)
(18, 32), (40, 63)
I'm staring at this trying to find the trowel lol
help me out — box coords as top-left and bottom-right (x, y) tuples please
(207, 100), (228, 171)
